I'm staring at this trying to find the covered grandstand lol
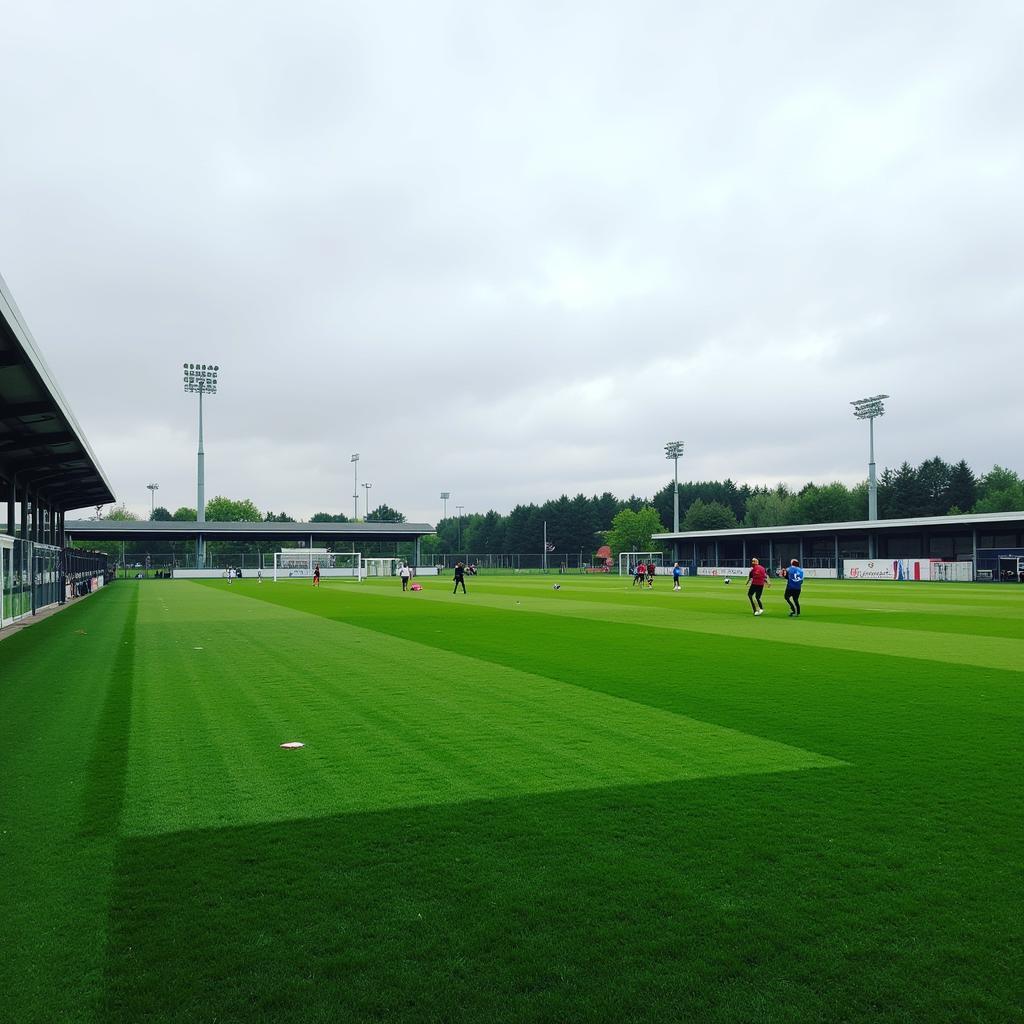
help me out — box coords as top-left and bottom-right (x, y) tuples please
(1, 272), (114, 627)
(654, 510), (1024, 581)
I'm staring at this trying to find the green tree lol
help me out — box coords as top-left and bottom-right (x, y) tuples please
(917, 457), (952, 516)
(172, 506), (197, 521)
(264, 511), (297, 523)
(204, 496), (262, 522)
(106, 504), (139, 521)
(309, 512), (348, 523)
(848, 480), (869, 520)
(149, 506), (173, 522)
(681, 499), (737, 531)
(884, 463), (928, 518)
(743, 486), (798, 527)
(366, 504), (405, 523)
(973, 465), (1024, 513)
(592, 492), (621, 531)
(794, 482), (856, 524)
(604, 507), (666, 554)
(946, 461), (977, 513)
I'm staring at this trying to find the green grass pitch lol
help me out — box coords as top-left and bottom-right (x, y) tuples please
(0, 574), (1020, 1023)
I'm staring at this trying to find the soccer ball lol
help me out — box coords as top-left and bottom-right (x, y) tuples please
(552, 584), (561, 590)
(723, 578), (731, 585)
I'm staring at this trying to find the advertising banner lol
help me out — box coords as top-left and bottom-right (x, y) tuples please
(844, 559), (933, 581)
(698, 565), (837, 579)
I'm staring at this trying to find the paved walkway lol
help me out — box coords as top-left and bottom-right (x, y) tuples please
(0, 586), (104, 643)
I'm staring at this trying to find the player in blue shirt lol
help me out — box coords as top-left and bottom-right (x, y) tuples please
(672, 562), (683, 591)
(784, 559), (805, 616)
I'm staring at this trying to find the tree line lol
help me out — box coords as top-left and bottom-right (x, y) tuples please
(83, 458), (1022, 560)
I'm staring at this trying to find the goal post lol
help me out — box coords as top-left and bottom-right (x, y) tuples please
(272, 549), (363, 582)
(618, 551), (666, 576)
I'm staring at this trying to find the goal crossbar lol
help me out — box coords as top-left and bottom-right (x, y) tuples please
(273, 550), (363, 582)
(618, 551), (665, 576)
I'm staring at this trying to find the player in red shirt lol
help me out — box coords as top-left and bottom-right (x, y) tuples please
(313, 564), (321, 588)
(747, 557), (770, 615)
(646, 561), (656, 587)
(635, 562), (646, 587)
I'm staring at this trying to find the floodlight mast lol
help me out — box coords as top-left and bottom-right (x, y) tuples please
(183, 363), (219, 567)
(664, 441), (684, 562)
(440, 491), (450, 522)
(362, 481), (372, 520)
(147, 482), (159, 515)
(351, 454), (360, 521)
(851, 395), (889, 542)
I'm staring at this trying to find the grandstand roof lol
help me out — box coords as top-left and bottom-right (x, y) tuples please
(0, 272), (115, 511)
(64, 519), (435, 543)
(654, 509), (1024, 542)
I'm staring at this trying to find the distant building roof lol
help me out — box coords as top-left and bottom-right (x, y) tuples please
(654, 509), (1024, 542)
(65, 519), (435, 543)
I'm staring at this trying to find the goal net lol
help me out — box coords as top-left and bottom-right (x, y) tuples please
(364, 558), (399, 577)
(273, 549), (363, 582)
(618, 552), (666, 576)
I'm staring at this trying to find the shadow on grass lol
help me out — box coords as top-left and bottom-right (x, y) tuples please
(100, 766), (1012, 1024)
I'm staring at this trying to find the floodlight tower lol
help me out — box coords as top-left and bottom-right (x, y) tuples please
(184, 362), (219, 567)
(362, 481), (372, 520)
(664, 441), (684, 562)
(147, 482), (159, 516)
(440, 491), (450, 522)
(456, 504), (464, 553)
(351, 454), (360, 520)
(851, 395), (889, 522)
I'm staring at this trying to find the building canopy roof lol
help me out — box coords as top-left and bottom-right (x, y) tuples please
(64, 520), (435, 543)
(654, 509), (1024, 543)
(0, 272), (115, 511)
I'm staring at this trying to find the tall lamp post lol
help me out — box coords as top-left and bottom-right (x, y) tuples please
(183, 362), (219, 567)
(351, 454), (360, 521)
(362, 482), (372, 520)
(456, 504), (464, 553)
(664, 441), (684, 563)
(851, 394), (889, 559)
(147, 482), (159, 516)
(440, 491), (450, 523)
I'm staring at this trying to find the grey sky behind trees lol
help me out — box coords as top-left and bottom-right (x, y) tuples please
(1, 1), (1021, 524)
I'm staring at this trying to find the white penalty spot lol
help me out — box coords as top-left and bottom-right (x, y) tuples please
(280, 741), (305, 750)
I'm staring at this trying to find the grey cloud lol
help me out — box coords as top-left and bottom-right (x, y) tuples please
(1, 0), (1021, 522)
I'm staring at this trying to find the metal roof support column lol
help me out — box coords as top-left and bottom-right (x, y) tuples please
(742, 539), (746, 565)
(972, 528), (977, 580)
(20, 487), (28, 540)
(415, 535), (421, 567)
(835, 534), (839, 576)
(714, 541), (719, 566)
(769, 538), (773, 570)
(6, 474), (14, 536)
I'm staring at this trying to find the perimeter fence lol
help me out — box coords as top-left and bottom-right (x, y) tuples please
(1, 539), (109, 629)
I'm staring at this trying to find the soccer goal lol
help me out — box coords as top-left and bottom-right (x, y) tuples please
(618, 552), (665, 576)
(272, 549), (363, 582)
(364, 558), (399, 577)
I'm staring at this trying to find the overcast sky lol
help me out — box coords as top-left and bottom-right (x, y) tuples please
(2, 1), (1021, 524)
